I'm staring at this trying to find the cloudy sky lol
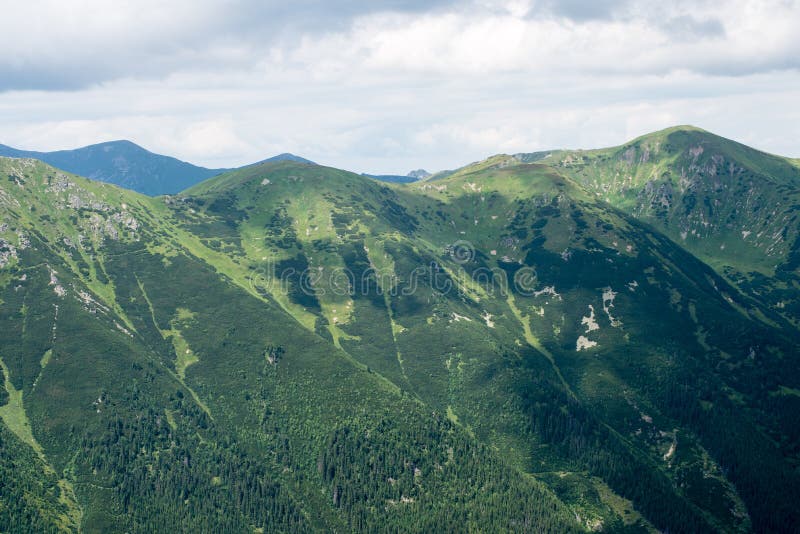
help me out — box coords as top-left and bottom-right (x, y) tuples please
(0, 0), (798, 174)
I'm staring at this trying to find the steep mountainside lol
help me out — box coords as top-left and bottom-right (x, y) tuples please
(183, 158), (800, 532)
(0, 156), (580, 533)
(520, 126), (800, 326)
(1, 145), (799, 532)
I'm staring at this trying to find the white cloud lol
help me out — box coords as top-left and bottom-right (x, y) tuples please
(0, 0), (798, 173)
(311, 1), (798, 78)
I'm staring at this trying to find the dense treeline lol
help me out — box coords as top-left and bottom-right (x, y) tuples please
(77, 392), (308, 533)
(319, 416), (579, 533)
(0, 366), (7, 405)
(660, 371), (800, 533)
(0, 425), (66, 533)
(76, 386), (582, 533)
(517, 376), (714, 533)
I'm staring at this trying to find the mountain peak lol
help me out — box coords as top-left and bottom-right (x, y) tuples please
(624, 125), (712, 146)
(255, 153), (316, 166)
(407, 169), (431, 180)
(0, 140), (226, 195)
(76, 139), (155, 155)
(656, 124), (707, 134)
(96, 139), (144, 148)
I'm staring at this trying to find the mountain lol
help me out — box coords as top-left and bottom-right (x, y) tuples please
(0, 140), (228, 196)
(0, 143), (322, 196)
(362, 169), (431, 184)
(1, 127), (800, 533)
(253, 153), (316, 166)
(181, 154), (800, 533)
(0, 157), (578, 533)
(520, 126), (800, 326)
(361, 173), (419, 184)
(407, 169), (432, 180)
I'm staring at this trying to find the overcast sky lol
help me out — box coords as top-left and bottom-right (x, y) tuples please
(0, 0), (798, 174)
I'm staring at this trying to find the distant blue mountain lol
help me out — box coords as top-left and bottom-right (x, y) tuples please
(0, 142), (320, 195)
(0, 140), (228, 196)
(362, 173), (418, 184)
(362, 168), (431, 184)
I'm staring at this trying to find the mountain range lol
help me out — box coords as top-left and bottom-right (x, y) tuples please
(0, 141), (425, 194)
(0, 140), (229, 196)
(1, 126), (799, 533)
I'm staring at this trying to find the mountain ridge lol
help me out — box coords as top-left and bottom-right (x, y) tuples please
(0, 140), (227, 196)
(0, 142), (322, 196)
(0, 156), (585, 532)
(253, 152), (317, 166)
(172, 154), (800, 531)
(2, 125), (800, 532)
(514, 125), (800, 327)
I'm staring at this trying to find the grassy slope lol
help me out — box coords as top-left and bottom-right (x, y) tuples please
(526, 126), (800, 271)
(3, 151), (800, 532)
(0, 157), (579, 533)
(177, 157), (800, 532)
(402, 159), (800, 532)
(522, 126), (800, 329)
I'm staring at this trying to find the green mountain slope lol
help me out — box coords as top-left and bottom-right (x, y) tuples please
(2, 147), (800, 533)
(0, 156), (579, 532)
(178, 157), (800, 532)
(518, 127), (800, 327)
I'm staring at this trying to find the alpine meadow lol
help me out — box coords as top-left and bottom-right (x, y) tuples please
(1, 1), (800, 533)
